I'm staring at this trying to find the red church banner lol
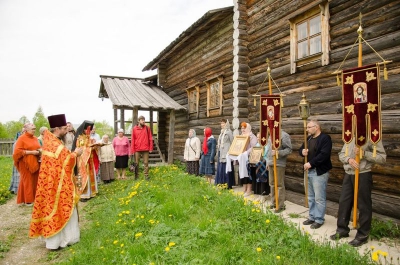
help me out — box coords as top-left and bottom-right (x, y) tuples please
(342, 64), (381, 147)
(260, 94), (281, 149)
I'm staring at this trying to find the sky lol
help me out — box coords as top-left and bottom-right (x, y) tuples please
(0, 0), (233, 126)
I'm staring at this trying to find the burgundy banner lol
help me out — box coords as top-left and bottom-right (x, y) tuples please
(342, 64), (381, 146)
(260, 94), (281, 149)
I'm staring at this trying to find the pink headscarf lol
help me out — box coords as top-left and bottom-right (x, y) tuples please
(202, 127), (212, 154)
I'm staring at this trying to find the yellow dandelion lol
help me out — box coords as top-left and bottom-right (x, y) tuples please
(256, 209), (261, 213)
(100, 246), (104, 249)
(140, 215), (145, 219)
(252, 209), (255, 212)
(276, 256), (281, 260)
(118, 213), (122, 217)
(120, 250), (125, 254)
(165, 246), (170, 252)
(126, 210), (130, 214)
(380, 251), (388, 257)
(265, 219), (270, 224)
(120, 243), (124, 247)
(372, 251), (379, 261)
(131, 219), (135, 223)
(168, 242), (176, 247)
(135, 232), (143, 238)
(256, 247), (262, 252)
(370, 246), (375, 250)
(113, 240), (118, 244)
(168, 214), (173, 217)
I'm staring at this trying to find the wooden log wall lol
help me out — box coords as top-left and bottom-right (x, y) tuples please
(159, 14), (239, 161)
(246, 0), (400, 220)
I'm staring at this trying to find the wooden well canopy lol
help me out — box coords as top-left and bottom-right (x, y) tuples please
(98, 75), (186, 163)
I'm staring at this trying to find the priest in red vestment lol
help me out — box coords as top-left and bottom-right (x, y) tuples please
(29, 114), (83, 250)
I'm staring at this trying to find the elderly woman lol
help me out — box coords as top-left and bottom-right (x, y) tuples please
(240, 122), (258, 197)
(113, 128), (130, 180)
(99, 134), (116, 184)
(184, 129), (201, 175)
(12, 123), (41, 206)
(215, 119), (234, 188)
(199, 127), (217, 184)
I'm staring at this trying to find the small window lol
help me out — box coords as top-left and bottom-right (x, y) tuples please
(296, 15), (321, 59)
(205, 76), (223, 117)
(186, 86), (199, 115)
(290, 2), (330, 73)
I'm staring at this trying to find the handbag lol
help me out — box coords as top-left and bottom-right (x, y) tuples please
(129, 157), (136, 173)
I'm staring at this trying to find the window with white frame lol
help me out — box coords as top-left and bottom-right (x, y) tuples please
(289, 2), (330, 73)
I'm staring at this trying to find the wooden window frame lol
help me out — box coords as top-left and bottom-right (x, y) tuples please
(186, 85), (200, 117)
(289, 1), (330, 74)
(205, 76), (223, 117)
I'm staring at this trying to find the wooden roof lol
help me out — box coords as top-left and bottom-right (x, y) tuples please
(99, 75), (186, 111)
(142, 6), (233, 71)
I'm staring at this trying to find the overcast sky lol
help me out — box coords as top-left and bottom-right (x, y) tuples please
(0, 0), (232, 126)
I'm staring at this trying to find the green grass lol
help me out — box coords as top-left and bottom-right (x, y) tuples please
(0, 157), (13, 204)
(52, 165), (376, 265)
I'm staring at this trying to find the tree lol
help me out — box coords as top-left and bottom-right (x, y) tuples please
(5, 120), (24, 139)
(93, 120), (114, 140)
(32, 106), (49, 136)
(0, 123), (9, 138)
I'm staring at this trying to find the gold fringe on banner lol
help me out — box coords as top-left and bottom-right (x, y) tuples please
(337, 74), (341, 86)
(373, 145), (376, 157)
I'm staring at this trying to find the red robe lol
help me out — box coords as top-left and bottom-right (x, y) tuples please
(12, 132), (41, 204)
(29, 130), (79, 238)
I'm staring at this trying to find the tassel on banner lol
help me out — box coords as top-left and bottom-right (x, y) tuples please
(345, 145), (348, 156)
(254, 97), (256, 106)
(384, 64), (388, 80)
(280, 95), (284, 108)
(337, 74), (341, 86)
(359, 149), (363, 160)
(275, 149), (279, 159)
(373, 145), (376, 157)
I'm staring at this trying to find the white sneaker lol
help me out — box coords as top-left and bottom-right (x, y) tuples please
(243, 192), (250, 197)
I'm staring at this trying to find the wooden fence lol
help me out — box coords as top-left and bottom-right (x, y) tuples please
(0, 139), (14, 157)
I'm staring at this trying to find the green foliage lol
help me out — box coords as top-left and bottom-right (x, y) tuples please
(32, 106), (50, 136)
(3, 121), (24, 139)
(94, 120), (114, 140)
(52, 165), (374, 265)
(0, 157), (13, 205)
(370, 219), (400, 240)
(0, 123), (8, 138)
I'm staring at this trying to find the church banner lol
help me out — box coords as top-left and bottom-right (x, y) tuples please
(342, 64), (381, 147)
(260, 94), (281, 149)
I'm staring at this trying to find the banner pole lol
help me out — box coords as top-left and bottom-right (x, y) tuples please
(353, 14), (363, 229)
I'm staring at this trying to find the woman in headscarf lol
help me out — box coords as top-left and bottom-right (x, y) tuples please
(215, 119), (234, 188)
(199, 127), (217, 184)
(183, 129), (201, 175)
(240, 122), (258, 197)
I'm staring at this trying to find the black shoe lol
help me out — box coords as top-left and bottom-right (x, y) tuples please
(80, 198), (89, 202)
(269, 205), (275, 209)
(310, 222), (323, 229)
(303, 219), (315, 225)
(329, 233), (349, 240)
(348, 237), (368, 247)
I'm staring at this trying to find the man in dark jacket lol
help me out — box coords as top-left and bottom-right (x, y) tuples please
(131, 115), (153, 180)
(299, 119), (332, 229)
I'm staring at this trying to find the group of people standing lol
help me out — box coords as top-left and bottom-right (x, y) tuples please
(9, 114), (154, 250)
(183, 118), (386, 247)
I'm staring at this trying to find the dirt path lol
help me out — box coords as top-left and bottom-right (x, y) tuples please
(0, 197), (87, 265)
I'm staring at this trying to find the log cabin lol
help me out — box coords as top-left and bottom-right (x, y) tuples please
(104, 0), (400, 222)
